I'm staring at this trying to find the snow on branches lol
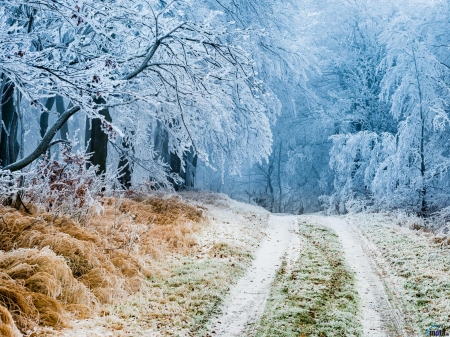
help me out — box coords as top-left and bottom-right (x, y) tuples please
(0, 0), (274, 179)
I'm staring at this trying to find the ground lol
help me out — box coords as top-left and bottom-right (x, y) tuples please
(2, 193), (449, 336)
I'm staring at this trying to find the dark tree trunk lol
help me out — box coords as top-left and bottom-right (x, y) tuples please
(38, 96), (56, 159)
(154, 120), (170, 163)
(267, 160), (275, 212)
(277, 141), (283, 212)
(412, 47), (427, 216)
(85, 114), (91, 155)
(183, 149), (197, 189)
(0, 80), (19, 167)
(55, 96), (69, 140)
(85, 97), (111, 175)
(117, 133), (134, 189)
(9, 106), (19, 164)
(154, 121), (197, 190)
(169, 152), (182, 191)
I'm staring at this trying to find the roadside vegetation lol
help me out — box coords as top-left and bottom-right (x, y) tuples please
(0, 194), (203, 336)
(0, 192), (267, 336)
(347, 213), (450, 336)
(252, 222), (362, 337)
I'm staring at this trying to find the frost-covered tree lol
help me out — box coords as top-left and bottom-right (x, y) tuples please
(320, 0), (395, 212)
(0, 0), (274, 189)
(325, 0), (450, 215)
(375, 1), (450, 214)
(197, 0), (330, 212)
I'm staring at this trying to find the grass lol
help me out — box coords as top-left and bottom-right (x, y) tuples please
(83, 241), (254, 337)
(352, 214), (450, 335)
(0, 194), (208, 335)
(58, 192), (267, 336)
(253, 222), (362, 337)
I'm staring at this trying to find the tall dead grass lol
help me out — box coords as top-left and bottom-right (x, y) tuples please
(95, 196), (204, 258)
(0, 304), (21, 337)
(0, 194), (204, 335)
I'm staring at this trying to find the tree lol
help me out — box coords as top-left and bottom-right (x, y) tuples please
(322, 0), (450, 215)
(375, 2), (450, 214)
(0, 0), (274, 190)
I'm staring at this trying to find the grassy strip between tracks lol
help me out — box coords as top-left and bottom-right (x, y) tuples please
(252, 222), (362, 337)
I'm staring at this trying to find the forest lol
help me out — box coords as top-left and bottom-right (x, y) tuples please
(2, 0), (450, 219)
(1, 0), (450, 336)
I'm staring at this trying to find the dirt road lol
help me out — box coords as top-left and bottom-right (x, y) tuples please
(209, 214), (408, 337)
(302, 215), (406, 337)
(209, 214), (299, 336)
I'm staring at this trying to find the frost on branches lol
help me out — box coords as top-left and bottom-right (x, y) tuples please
(26, 144), (105, 222)
(0, 141), (105, 221)
(0, 0), (275, 190)
(323, 0), (450, 216)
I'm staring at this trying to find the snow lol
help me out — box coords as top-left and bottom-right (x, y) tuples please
(344, 212), (450, 335)
(302, 214), (405, 336)
(59, 193), (270, 337)
(209, 215), (298, 336)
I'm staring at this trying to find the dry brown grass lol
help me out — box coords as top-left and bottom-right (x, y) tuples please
(0, 304), (21, 337)
(118, 196), (203, 225)
(0, 272), (37, 332)
(0, 248), (92, 333)
(94, 196), (204, 258)
(0, 194), (204, 334)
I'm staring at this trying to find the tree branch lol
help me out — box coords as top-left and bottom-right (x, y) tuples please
(122, 40), (162, 81)
(3, 105), (80, 172)
(122, 22), (187, 81)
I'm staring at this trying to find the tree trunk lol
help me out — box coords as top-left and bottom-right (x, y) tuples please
(154, 120), (197, 190)
(154, 120), (170, 163)
(86, 97), (111, 175)
(117, 133), (134, 189)
(169, 152), (182, 191)
(0, 80), (18, 167)
(14, 90), (25, 210)
(412, 46), (427, 216)
(266, 156), (275, 212)
(55, 96), (69, 140)
(183, 148), (197, 189)
(40, 96), (55, 138)
(277, 141), (283, 212)
(85, 114), (91, 157)
(9, 105), (19, 164)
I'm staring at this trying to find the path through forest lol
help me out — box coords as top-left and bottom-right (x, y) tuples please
(302, 215), (406, 336)
(211, 213), (409, 336)
(210, 214), (299, 336)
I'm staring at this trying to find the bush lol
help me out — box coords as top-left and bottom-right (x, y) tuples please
(1, 143), (105, 223)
